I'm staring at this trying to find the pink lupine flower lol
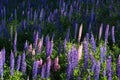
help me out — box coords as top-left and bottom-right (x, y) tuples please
(99, 24), (103, 40)
(78, 43), (83, 61)
(54, 56), (60, 71)
(78, 24), (83, 43)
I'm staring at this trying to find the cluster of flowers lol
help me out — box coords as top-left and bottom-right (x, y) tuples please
(0, 21), (119, 80)
(0, 31), (61, 80)
(70, 24), (119, 80)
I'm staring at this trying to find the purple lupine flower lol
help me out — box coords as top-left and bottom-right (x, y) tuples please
(21, 52), (26, 74)
(46, 35), (50, 57)
(94, 61), (100, 80)
(74, 22), (78, 39)
(10, 51), (14, 76)
(16, 55), (21, 71)
(41, 63), (46, 78)
(105, 24), (109, 44)
(0, 52), (3, 79)
(106, 56), (112, 80)
(67, 61), (72, 80)
(67, 45), (78, 80)
(99, 24), (103, 40)
(73, 47), (78, 67)
(1, 48), (5, 64)
(32, 61), (38, 79)
(111, 26), (115, 43)
(100, 45), (106, 63)
(90, 33), (96, 52)
(21, 61), (26, 75)
(83, 39), (89, 69)
(34, 31), (39, 48)
(117, 55), (120, 79)
(71, 45), (78, 68)
(86, 33), (89, 42)
(22, 52), (26, 62)
(46, 56), (51, 78)
(89, 52), (96, 72)
(67, 50), (72, 80)
(66, 28), (70, 41)
(67, 50), (71, 64)
(14, 32), (17, 53)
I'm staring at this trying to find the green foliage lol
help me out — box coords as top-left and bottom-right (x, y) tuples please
(4, 64), (24, 80)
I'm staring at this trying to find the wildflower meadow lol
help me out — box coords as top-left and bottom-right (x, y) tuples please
(0, 0), (120, 80)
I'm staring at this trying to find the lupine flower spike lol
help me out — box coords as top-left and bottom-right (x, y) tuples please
(99, 23), (103, 40)
(78, 43), (83, 61)
(54, 56), (60, 71)
(32, 61), (38, 79)
(46, 56), (51, 78)
(83, 39), (88, 69)
(90, 33), (96, 52)
(78, 24), (83, 43)
(10, 51), (14, 76)
(111, 26), (115, 43)
(14, 32), (17, 53)
(16, 55), (21, 71)
(105, 24), (109, 44)
(106, 56), (112, 80)
(0, 52), (3, 80)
